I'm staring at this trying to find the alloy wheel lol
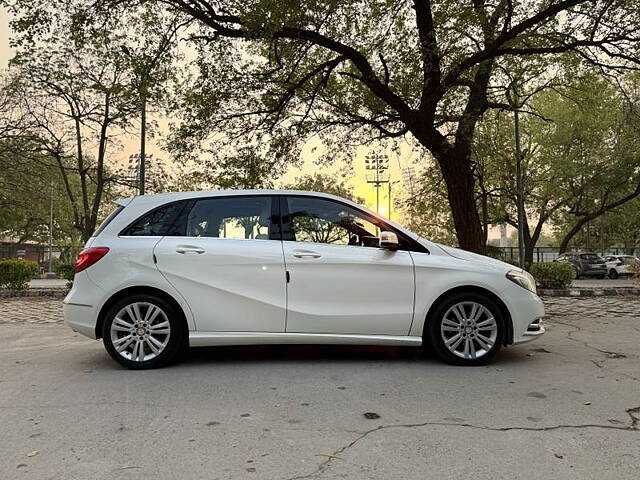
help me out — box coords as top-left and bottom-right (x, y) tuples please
(110, 302), (171, 362)
(440, 301), (498, 360)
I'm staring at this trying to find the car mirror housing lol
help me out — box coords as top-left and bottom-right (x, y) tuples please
(380, 231), (399, 250)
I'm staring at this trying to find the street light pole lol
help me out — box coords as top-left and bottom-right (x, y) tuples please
(47, 181), (53, 275)
(139, 79), (147, 196)
(365, 153), (390, 216)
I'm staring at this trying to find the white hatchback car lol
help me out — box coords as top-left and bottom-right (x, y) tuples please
(64, 190), (544, 369)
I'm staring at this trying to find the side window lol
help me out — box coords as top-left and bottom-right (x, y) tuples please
(185, 196), (273, 240)
(121, 201), (187, 236)
(285, 197), (382, 247)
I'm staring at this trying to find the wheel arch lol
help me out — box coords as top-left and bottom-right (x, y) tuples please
(423, 286), (514, 346)
(95, 286), (189, 340)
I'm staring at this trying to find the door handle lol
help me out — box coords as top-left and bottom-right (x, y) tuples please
(293, 251), (321, 259)
(176, 245), (205, 254)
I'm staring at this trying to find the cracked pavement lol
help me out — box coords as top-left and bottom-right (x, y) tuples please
(1, 296), (639, 479)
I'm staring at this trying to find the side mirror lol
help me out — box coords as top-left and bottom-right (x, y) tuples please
(380, 231), (399, 250)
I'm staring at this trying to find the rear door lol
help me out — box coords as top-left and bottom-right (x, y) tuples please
(153, 195), (287, 332)
(280, 195), (415, 335)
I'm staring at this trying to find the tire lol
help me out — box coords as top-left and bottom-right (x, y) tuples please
(102, 294), (186, 369)
(595, 274), (605, 279)
(426, 292), (505, 366)
(571, 268), (579, 280)
(609, 269), (619, 279)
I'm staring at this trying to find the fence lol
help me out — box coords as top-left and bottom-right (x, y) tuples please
(495, 246), (638, 264)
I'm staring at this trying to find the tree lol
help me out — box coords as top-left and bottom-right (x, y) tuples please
(283, 173), (363, 203)
(73, 0), (640, 254)
(477, 73), (640, 263)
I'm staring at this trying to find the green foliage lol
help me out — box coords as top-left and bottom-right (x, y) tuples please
(54, 261), (75, 288)
(0, 259), (38, 290)
(529, 262), (574, 290)
(283, 173), (363, 203)
(630, 259), (640, 286)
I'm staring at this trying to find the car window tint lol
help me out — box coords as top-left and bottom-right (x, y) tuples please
(122, 201), (187, 236)
(94, 205), (124, 237)
(580, 254), (602, 262)
(286, 197), (382, 247)
(186, 196), (273, 240)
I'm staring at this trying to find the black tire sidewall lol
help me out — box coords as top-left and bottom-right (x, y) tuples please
(609, 269), (618, 279)
(426, 292), (505, 366)
(102, 294), (186, 369)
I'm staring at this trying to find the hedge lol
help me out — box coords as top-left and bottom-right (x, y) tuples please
(630, 259), (640, 286)
(55, 262), (76, 282)
(0, 259), (39, 290)
(529, 262), (574, 289)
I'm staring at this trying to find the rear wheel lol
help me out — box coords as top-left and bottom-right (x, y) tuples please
(102, 294), (186, 369)
(609, 269), (619, 279)
(595, 274), (605, 279)
(426, 292), (505, 366)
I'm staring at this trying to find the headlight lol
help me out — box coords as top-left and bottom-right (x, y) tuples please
(506, 269), (537, 294)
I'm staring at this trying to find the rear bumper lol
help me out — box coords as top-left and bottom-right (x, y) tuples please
(63, 302), (98, 339)
(62, 271), (103, 339)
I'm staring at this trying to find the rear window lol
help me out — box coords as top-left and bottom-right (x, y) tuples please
(580, 254), (603, 262)
(93, 205), (124, 237)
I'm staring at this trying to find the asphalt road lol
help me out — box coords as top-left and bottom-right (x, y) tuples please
(1, 297), (639, 479)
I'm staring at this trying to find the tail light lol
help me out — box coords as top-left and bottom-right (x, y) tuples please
(75, 247), (110, 273)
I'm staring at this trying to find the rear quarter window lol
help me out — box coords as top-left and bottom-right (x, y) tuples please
(121, 201), (189, 236)
(93, 205), (124, 237)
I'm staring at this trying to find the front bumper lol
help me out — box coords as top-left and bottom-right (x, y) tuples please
(515, 317), (546, 344)
(501, 282), (546, 344)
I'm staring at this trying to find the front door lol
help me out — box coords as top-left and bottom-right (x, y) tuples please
(154, 195), (286, 332)
(281, 195), (415, 335)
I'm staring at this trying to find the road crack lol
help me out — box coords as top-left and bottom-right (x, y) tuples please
(286, 407), (640, 480)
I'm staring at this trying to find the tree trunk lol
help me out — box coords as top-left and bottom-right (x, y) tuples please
(437, 151), (485, 254)
(559, 216), (591, 253)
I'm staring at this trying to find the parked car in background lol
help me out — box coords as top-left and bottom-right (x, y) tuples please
(555, 252), (607, 279)
(63, 190), (545, 369)
(603, 255), (638, 279)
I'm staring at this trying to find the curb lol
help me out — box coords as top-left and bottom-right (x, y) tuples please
(539, 287), (640, 297)
(0, 289), (68, 298)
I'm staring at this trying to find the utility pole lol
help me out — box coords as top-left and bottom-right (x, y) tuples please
(509, 82), (526, 267)
(47, 181), (54, 276)
(365, 153), (390, 215)
(139, 79), (147, 195)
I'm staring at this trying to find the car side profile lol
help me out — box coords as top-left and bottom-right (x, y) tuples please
(555, 252), (607, 279)
(63, 190), (545, 369)
(604, 255), (638, 279)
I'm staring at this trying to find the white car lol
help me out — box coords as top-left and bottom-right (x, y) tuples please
(604, 255), (638, 279)
(63, 190), (544, 369)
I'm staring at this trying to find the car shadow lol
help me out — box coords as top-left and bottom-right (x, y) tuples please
(182, 344), (428, 365)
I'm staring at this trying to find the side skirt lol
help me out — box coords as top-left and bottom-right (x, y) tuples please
(189, 332), (423, 347)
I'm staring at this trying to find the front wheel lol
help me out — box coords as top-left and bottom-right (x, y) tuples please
(426, 293), (505, 366)
(609, 269), (619, 279)
(102, 294), (186, 369)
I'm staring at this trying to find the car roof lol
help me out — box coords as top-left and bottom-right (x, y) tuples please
(116, 189), (356, 207)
